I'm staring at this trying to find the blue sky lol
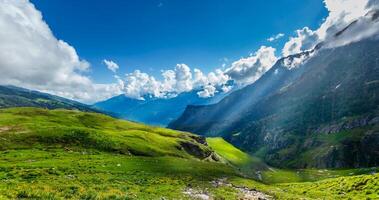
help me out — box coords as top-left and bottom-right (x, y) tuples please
(30, 0), (327, 84)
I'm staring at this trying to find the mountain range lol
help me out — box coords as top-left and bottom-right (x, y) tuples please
(93, 88), (232, 126)
(169, 24), (379, 168)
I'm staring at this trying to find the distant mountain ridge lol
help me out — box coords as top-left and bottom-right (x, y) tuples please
(0, 85), (101, 113)
(93, 88), (232, 126)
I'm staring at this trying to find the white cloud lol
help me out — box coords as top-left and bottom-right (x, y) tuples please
(221, 85), (233, 93)
(319, 0), (369, 40)
(103, 59), (119, 72)
(208, 69), (230, 86)
(123, 70), (161, 100)
(121, 64), (231, 99)
(197, 85), (217, 98)
(0, 0), (122, 103)
(174, 64), (193, 93)
(282, 27), (319, 57)
(225, 46), (278, 85)
(282, 0), (379, 56)
(323, 9), (379, 49)
(267, 33), (285, 42)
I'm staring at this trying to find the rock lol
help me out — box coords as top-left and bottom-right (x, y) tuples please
(183, 188), (211, 200)
(190, 135), (207, 145)
(180, 141), (212, 159)
(315, 115), (373, 134)
(210, 178), (271, 200)
(369, 116), (379, 125)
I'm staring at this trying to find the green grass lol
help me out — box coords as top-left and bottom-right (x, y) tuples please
(230, 173), (379, 200)
(207, 137), (269, 180)
(276, 173), (379, 199)
(0, 107), (213, 159)
(206, 137), (252, 166)
(0, 149), (242, 199)
(260, 166), (378, 184)
(0, 107), (378, 199)
(206, 137), (378, 186)
(0, 108), (247, 199)
(1, 148), (376, 200)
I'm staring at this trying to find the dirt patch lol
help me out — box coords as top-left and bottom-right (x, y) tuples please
(183, 188), (211, 200)
(211, 178), (272, 200)
(183, 178), (271, 200)
(0, 126), (12, 133)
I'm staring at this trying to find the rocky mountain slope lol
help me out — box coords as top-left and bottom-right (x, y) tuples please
(170, 36), (379, 168)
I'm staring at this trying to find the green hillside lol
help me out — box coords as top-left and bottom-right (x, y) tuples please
(230, 173), (379, 200)
(207, 137), (379, 186)
(0, 107), (255, 199)
(0, 107), (378, 199)
(0, 107), (217, 159)
(0, 85), (101, 113)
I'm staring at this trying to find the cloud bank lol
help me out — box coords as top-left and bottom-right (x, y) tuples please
(122, 64), (230, 99)
(119, 46), (279, 99)
(0, 0), (123, 103)
(283, 0), (379, 57)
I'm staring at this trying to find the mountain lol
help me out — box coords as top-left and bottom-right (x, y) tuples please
(93, 88), (231, 126)
(169, 49), (314, 136)
(0, 85), (100, 113)
(170, 36), (379, 167)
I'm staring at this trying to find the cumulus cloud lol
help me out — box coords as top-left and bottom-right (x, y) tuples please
(282, 27), (319, 56)
(267, 33), (285, 42)
(221, 85), (233, 93)
(103, 59), (119, 72)
(121, 64), (231, 99)
(225, 46), (278, 85)
(123, 70), (161, 100)
(197, 85), (217, 98)
(173, 64), (193, 93)
(0, 0), (122, 103)
(282, 0), (379, 57)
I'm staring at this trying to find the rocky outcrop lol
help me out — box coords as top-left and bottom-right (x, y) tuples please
(315, 115), (379, 134)
(179, 141), (210, 158)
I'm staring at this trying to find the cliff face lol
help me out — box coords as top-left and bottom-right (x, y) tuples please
(170, 39), (379, 169)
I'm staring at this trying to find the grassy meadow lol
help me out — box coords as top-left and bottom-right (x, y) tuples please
(0, 107), (378, 199)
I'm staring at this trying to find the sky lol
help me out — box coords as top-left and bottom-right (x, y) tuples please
(30, 0), (327, 82)
(0, 0), (378, 103)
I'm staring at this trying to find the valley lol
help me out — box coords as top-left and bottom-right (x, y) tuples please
(1, 0), (379, 199)
(0, 107), (377, 199)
